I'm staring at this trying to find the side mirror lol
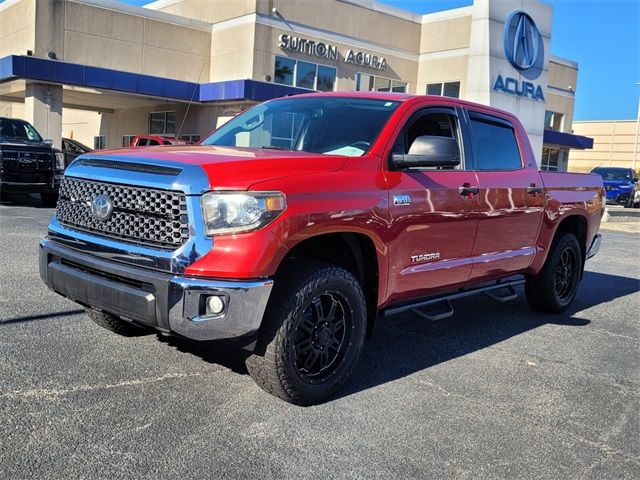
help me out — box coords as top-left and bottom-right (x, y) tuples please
(390, 135), (460, 169)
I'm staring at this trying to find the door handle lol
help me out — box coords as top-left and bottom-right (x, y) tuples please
(527, 184), (543, 196)
(458, 184), (479, 197)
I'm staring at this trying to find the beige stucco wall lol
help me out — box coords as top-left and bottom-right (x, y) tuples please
(0, 0), (35, 58)
(150, 0), (256, 24)
(568, 120), (639, 172)
(29, 1), (212, 83)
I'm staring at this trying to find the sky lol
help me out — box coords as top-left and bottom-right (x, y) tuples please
(3, 0), (638, 120)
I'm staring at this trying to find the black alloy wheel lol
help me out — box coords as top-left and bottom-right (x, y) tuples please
(293, 291), (352, 384)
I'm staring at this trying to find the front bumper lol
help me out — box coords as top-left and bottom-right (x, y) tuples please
(39, 238), (273, 341)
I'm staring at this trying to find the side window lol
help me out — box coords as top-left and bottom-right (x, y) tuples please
(394, 111), (462, 169)
(469, 115), (522, 170)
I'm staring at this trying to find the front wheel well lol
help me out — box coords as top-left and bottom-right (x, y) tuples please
(278, 233), (379, 337)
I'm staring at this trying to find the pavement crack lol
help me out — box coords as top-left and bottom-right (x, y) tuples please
(0, 371), (212, 400)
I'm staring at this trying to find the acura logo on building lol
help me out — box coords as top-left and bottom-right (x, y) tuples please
(91, 195), (113, 221)
(504, 11), (543, 78)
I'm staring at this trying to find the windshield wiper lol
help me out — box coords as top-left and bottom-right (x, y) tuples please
(259, 145), (294, 151)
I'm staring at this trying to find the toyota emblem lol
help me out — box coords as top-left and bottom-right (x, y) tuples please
(91, 195), (113, 221)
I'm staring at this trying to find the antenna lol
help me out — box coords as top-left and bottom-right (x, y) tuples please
(177, 62), (206, 140)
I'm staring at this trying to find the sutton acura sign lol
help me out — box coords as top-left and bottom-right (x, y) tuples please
(278, 34), (387, 71)
(493, 11), (545, 101)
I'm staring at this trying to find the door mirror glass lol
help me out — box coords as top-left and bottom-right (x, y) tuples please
(391, 135), (460, 169)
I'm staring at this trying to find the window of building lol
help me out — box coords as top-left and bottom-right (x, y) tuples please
(93, 136), (106, 150)
(356, 73), (407, 93)
(122, 135), (136, 148)
(469, 114), (522, 170)
(426, 81), (461, 98)
(180, 134), (201, 143)
(274, 56), (336, 92)
(149, 111), (176, 135)
(544, 111), (564, 131)
(541, 147), (561, 171)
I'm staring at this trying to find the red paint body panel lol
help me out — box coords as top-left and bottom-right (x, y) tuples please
(118, 94), (602, 311)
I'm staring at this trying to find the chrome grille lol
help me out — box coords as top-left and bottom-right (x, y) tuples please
(56, 177), (189, 249)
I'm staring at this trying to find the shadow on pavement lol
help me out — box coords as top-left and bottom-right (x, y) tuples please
(155, 270), (638, 402)
(0, 309), (85, 325)
(0, 192), (52, 208)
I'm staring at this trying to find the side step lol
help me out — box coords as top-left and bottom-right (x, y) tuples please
(383, 277), (525, 321)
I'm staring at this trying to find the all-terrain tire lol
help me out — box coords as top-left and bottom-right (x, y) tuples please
(246, 261), (367, 406)
(85, 308), (149, 336)
(525, 231), (582, 313)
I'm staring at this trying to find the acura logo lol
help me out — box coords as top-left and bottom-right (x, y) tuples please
(91, 195), (113, 221)
(504, 11), (543, 77)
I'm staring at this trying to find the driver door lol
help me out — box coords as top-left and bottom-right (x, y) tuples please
(385, 106), (480, 304)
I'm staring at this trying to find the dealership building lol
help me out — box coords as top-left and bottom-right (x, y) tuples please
(0, 0), (592, 169)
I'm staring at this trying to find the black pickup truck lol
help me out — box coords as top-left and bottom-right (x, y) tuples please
(0, 117), (65, 205)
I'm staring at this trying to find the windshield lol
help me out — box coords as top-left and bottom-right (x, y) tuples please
(0, 118), (43, 142)
(592, 167), (632, 181)
(201, 97), (401, 156)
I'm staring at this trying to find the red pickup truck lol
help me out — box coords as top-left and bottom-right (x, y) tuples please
(40, 92), (604, 405)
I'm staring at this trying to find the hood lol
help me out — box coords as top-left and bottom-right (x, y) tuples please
(602, 179), (633, 187)
(88, 145), (349, 190)
(0, 138), (54, 152)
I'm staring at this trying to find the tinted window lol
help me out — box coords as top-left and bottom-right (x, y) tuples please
(202, 97), (400, 156)
(470, 117), (521, 170)
(316, 65), (336, 92)
(0, 118), (42, 141)
(591, 168), (632, 181)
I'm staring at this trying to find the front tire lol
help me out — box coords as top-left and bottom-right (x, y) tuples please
(85, 308), (149, 336)
(525, 231), (582, 313)
(246, 262), (367, 405)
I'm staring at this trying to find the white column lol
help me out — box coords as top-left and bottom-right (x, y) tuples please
(23, 83), (63, 149)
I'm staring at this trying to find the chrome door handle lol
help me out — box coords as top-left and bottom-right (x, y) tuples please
(458, 185), (479, 197)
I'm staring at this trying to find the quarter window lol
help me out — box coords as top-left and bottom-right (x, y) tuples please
(426, 81), (461, 98)
(149, 111), (176, 135)
(274, 55), (336, 92)
(122, 135), (136, 147)
(469, 115), (522, 170)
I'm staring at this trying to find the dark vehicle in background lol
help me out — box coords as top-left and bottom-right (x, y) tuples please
(129, 135), (192, 147)
(590, 166), (640, 208)
(0, 117), (64, 205)
(61, 138), (92, 166)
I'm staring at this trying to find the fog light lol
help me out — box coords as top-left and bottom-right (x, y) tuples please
(206, 295), (225, 315)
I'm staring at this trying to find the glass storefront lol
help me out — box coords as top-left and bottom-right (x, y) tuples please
(274, 56), (336, 92)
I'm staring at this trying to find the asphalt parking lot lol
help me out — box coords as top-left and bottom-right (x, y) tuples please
(1, 194), (639, 480)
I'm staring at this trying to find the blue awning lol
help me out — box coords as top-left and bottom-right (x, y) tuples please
(0, 55), (311, 103)
(543, 129), (593, 149)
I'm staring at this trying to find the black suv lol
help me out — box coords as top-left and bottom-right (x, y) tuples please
(0, 117), (65, 206)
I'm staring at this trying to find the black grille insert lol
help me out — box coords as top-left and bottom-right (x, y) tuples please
(56, 177), (189, 249)
(73, 159), (182, 176)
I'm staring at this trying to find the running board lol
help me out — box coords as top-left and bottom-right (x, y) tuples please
(383, 277), (525, 321)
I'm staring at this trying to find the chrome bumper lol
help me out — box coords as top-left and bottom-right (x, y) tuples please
(39, 238), (273, 341)
(586, 233), (602, 260)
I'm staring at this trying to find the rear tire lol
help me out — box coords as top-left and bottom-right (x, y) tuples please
(525, 231), (582, 313)
(40, 192), (58, 207)
(85, 308), (149, 336)
(246, 262), (367, 405)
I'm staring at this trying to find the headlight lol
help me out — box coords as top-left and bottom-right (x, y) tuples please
(54, 152), (65, 171)
(201, 191), (286, 235)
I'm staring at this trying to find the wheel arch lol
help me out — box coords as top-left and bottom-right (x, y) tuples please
(278, 231), (382, 338)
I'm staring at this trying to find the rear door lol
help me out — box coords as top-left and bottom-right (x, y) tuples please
(385, 106), (480, 304)
(464, 110), (545, 280)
